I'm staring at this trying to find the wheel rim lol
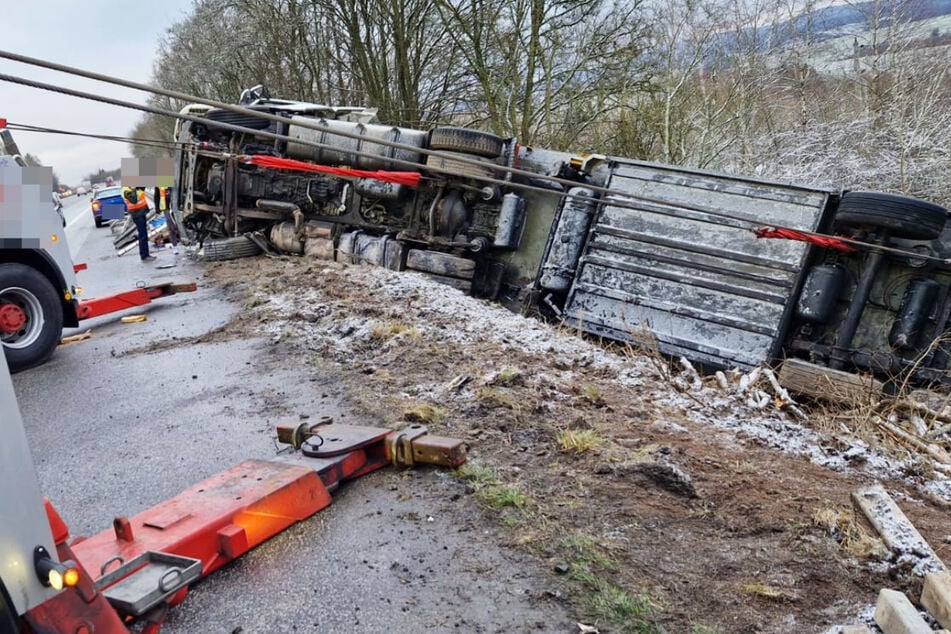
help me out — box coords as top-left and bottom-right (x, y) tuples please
(0, 287), (45, 348)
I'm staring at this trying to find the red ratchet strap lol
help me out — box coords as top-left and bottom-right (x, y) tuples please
(242, 154), (422, 187)
(755, 226), (855, 253)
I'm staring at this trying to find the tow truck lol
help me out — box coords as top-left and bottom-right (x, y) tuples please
(0, 122), (195, 373)
(0, 350), (466, 633)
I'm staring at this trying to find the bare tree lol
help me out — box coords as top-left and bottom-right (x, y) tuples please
(433, 0), (649, 147)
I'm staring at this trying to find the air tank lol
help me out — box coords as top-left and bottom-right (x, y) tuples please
(796, 264), (847, 323)
(889, 278), (940, 349)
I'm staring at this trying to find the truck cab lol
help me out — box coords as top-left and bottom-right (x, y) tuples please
(0, 126), (80, 373)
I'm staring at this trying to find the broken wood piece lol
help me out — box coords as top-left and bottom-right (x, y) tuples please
(120, 314), (147, 323)
(840, 625), (872, 634)
(714, 370), (729, 390)
(778, 358), (884, 406)
(117, 223), (165, 256)
(761, 366), (808, 420)
(678, 356), (701, 387)
(921, 572), (951, 630)
(851, 484), (947, 576)
(874, 417), (951, 466)
(59, 330), (92, 345)
(905, 390), (951, 425)
(874, 588), (932, 634)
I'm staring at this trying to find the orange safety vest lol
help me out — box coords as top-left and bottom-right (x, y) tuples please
(126, 189), (149, 213)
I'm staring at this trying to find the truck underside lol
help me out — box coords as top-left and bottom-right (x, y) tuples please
(173, 94), (951, 392)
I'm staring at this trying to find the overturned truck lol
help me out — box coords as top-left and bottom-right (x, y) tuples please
(172, 93), (951, 393)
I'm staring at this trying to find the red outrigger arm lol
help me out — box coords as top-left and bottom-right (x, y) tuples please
(23, 423), (465, 634)
(241, 154), (423, 187)
(76, 283), (198, 321)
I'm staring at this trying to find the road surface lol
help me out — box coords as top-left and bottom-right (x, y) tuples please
(12, 194), (574, 633)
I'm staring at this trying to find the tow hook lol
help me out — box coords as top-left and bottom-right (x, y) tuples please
(275, 419), (466, 469)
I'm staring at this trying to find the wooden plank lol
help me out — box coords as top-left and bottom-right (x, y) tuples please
(922, 573), (951, 630)
(779, 358), (884, 405)
(851, 485), (947, 576)
(874, 588), (932, 634)
(59, 330), (92, 345)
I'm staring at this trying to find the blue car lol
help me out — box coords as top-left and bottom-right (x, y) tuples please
(90, 186), (126, 228)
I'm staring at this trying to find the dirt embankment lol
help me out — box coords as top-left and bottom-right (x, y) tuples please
(202, 255), (951, 633)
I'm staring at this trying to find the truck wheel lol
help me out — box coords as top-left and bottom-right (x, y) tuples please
(429, 127), (504, 158)
(0, 263), (63, 373)
(835, 191), (947, 240)
(199, 236), (263, 261)
(94, 216), (104, 228)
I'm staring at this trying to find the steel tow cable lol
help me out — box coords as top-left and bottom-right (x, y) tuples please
(1, 49), (948, 264)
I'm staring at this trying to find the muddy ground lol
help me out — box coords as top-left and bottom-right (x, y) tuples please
(190, 254), (950, 633)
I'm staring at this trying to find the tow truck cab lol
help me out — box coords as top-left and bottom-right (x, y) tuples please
(0, 127), (80, 373)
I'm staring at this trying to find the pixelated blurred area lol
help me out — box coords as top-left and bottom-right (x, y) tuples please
(121, 157), (174, 188)
(0, 164), (59, 248)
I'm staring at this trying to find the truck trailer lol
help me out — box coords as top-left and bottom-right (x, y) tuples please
(171, 90), (951, 393)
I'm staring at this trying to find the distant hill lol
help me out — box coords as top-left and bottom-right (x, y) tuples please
(714, 0), (951, 56)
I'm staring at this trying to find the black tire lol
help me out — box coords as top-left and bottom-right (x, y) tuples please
(0, 578), (19, 634)
(429, 127), (504, 158)
(0, 263), (63, 373)
(835, 191), (947, 240)
(94, 216), (104, 228)
(199, 236), (263, 261)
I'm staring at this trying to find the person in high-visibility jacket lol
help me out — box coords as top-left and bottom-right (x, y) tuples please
(153, 186), (179, 251)
(122, 186), (155, 261)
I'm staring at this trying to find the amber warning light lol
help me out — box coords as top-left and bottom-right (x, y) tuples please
(33, 545), (80, 590)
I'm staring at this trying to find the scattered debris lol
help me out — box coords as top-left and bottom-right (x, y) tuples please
(851, 484), (947, 577)
(201, 257), (951, 632)
(59, 330), (92, 345)
(921, 573), (951, 630)
(873, 588), (932, 634)
(120, 315), (147, 323)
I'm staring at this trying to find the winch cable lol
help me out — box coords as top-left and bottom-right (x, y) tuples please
(1, 51), (948, 265)
(0, 48), (827, 228)
(0, 67), (691, 225)
(0, 68), (609, 209)
(5, 121), (177, 153)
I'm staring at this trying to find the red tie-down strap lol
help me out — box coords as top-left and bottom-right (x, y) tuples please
(755, 226), (856, 253)
(241, 154), (422, 187)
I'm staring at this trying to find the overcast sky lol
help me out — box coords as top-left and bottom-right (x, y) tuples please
(1, 1), (196, 185)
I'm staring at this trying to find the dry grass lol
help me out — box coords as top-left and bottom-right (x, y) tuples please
(813, 507), (887, 558)
(370, 320), (422, 341)
(402, 403), (445, 423)
(579, 382), (605, 406)
(741, 583), (785, 600)
(558, 428), (607, 453)
(621, 327), (672, 382)
(476, 386), (522, 410)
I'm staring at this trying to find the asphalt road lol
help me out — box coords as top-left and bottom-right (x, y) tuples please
(11, 196), (574, 633)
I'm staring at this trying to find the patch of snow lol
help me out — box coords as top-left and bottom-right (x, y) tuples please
(251, 263), (951, 504)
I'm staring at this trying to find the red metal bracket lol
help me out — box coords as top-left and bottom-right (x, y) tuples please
(36, 424), (465, 633)
(77, 283), (198, 320)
